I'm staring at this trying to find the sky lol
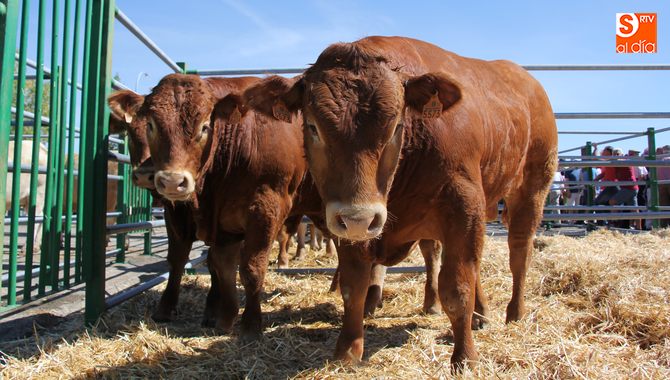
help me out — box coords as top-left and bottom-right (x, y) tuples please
(35, 0), (670, 154)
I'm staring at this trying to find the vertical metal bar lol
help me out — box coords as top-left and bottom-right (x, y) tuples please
(83, 0), (114, 325)
(115, 136), (127, 263)
(584, 142), (594, 206)
(52, 0), (73, 291)
(75, 0), (93, 284)
(7, 0), (31, 306)
(63, 0), (82, 287)
(143, 189), (151, 255)
(39, 0), (61, 296)
(50, 64), (64, 290)
(23, 0), (48, 301)
(646, 128), (659, 229)
(0, 0), (20, 305)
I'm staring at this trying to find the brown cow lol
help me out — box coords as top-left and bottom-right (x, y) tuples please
(244, 36), (558, 367)
(108, 85), (313, 324)
(109, 91), (198, 322)
(135, 73), (317, 338)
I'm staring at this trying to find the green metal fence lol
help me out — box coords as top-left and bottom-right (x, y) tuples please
(0, 0), (152, 323)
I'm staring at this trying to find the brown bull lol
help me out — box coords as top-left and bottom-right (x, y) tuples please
(244, 36), (558, 367)
(134, 74), (316, 338)
(108, 83), (319, 324)
(109, 90), (197, 322)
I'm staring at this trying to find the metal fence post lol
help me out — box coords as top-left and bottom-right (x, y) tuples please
(646, 128), (660, 229)
(7, 0), (31, 306)
(23, 0), (48, 301)
(64, 0), (84, 288)
(116, 136), (128, 263)
(0, 0), (19, 306)
(39, 0), (62, 296)
(83, 0), (114, 326)
(583, 141), (595, 206)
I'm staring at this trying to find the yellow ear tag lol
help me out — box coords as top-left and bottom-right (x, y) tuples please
(421, 92), (443, 119)
(229, 106), (242, 124)
(272, 101), (292, 123)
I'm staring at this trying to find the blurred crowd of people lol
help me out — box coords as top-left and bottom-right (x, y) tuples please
(548, 144), (670, 229)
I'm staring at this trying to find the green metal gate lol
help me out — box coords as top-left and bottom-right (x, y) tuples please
(1, 0), (152, 324)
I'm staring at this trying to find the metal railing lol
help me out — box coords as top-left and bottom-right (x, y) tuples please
(3, 1), (669, 317)
(0, 0), (160, 322)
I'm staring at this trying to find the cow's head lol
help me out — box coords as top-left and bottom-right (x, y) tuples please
(139, 74), (219, 202)
(244, 43), (461, 241)
(108, 90), (155, 189)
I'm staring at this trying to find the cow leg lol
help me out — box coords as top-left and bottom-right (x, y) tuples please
(276, 226), (291, 269)
(309, 223), (319, 251)
(438, 186), (484, 369)
(238, 203), (286, 341)
(503, 187), (547, 323)
(419, 239), (441, 315)
(472, 270), (489, 329)
(315, 227), (324, 250)
(334, 243), (371, 363)
(329, 265), (340, 292)
(363, 263), (387, 317)
(152, 233), (194, 322)
(325, 238), (336, 256)
(294, 221), (307, 260)
(205, 241), (242, 332)
(202, 253), (221, 327)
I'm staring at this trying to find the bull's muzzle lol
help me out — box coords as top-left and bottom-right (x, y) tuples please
(132, 167), (155, 190)
(326, 202), (387, 241)
(154, 170), (195, 201)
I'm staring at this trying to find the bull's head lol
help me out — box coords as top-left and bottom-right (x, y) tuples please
(108, 90), (155, 189)
(138, 74), (219, 202)
(244, 43), (461, 241)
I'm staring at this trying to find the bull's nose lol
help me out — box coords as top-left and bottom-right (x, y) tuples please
(155, 170), (195, 200)
(326, 202), (387, 241)
(132, 170), (155, 189)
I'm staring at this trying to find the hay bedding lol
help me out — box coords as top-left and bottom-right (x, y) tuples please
(1, 230), (669, 379)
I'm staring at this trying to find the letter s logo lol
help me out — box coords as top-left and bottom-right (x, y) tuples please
(616, 13), (639, 38)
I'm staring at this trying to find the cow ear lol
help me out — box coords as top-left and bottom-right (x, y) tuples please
(108, 90), (144, 126)
(404, 73), (461, 119)
(244, 75), (303, 123)
(212, 94), (248, 125)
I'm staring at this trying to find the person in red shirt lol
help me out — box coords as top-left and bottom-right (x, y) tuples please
(593, 145), (618, 205)
(609, 148), (639, 206)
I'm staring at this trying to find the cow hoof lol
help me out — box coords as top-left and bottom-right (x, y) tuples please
(239, 329), (262, 344)
(334, 338), (364, 364)
(422, 304), (442, 315)
(505, 302), (524, 324)
(450, 349), (479, 373)
(471, 314), (488, 330)
(201, 316), (217, 328)
(151, 310), (173, 323)
(277, 262), (289, 269)
(294, 247), (307, 260)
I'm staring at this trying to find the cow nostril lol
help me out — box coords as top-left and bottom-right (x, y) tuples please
(148, 174), (154, 182)
(368, 213), (383, 232)
(336, 215), (347, 230)
(178, 178), (189, 191)
(157, 178), (166, 190)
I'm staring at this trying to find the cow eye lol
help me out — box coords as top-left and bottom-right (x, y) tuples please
(197, 124), (210, 141)
(392, 123), (403, 140)
(307, 124), (319, 141)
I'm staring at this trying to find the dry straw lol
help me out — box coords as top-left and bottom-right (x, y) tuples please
(1, 229), (669, 379)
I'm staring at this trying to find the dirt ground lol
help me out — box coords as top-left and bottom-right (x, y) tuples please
(1, 229), (669, 379)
